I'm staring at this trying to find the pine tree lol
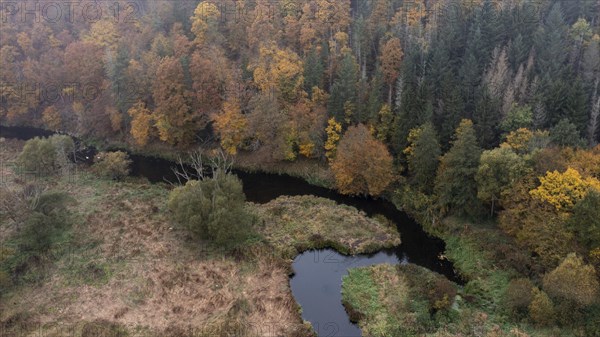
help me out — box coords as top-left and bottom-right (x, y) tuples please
(435, 119), (483, 216)
(328, 52), (359, 124)
(303, 48), (325, 94)
(392, 50), (432, 154)
(473, 87), (501, 147)
(404, 123), (441, 194)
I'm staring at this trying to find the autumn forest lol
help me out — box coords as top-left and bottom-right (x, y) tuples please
(1, 0), (600, 336)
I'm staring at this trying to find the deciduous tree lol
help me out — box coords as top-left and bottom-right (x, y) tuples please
(476, 147), (530, 214)
(330, 124), (395, 196)
(213, 98), (247, 155)
(529, 168), (600, 212)
(128, 101), (153, 147)
(381, 37), (403, 105)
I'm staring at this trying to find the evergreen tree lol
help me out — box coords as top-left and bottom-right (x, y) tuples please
(366, 67), (384, 123)
(304, 48), (325, 94)
(549, 119), (586, 147)
(105, 44), (131, 113)
(434, 119), (483, 216)
(429, 45), (463, 149)
(392, 49), (432, 154)
(404, 123), (441, 194)
(328, 52), (359, 124)
(473, 87), (501, 147)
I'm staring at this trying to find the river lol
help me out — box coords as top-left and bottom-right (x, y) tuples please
(0, 125), (460, 337)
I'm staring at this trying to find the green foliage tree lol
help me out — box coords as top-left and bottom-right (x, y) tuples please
(328, 53), (358, 124)
(568, 190), (600, 251)
(476, 147), (530, 215)
(500, 104), (533, 133)
(550, 119), (586, 147)
(92, 151), (132, 180)
(435, 119), (483, 216)
(303, 48), (324, 94)
(404, 123), (441, 194)
(17, 136), (74, 175)
(167, 172), (254, 248)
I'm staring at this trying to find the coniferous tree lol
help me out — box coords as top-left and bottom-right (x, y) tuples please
(328, 52), (359, 124)
(435, 119), (483, 216)
(304, 48), (325, 94)
(404, 123), (441, 194)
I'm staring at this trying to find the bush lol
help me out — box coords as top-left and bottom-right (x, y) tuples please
(17, 135), (74, 175)
(19, 192), (73, 254)
(168, 171), (255, 248)
(93, 151), (132, 180)
(528, 288), (555, 326)
(503, 278), (534, 317)
(543, 253), (599, 308)
(428, 277), (458, 310)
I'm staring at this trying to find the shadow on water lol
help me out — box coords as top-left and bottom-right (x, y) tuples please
(1, 125), (462, 336)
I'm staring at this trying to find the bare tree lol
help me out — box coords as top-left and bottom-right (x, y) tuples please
(167, 149), (234, 185)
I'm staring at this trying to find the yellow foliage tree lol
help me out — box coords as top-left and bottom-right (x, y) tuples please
(108, 107), (122, 132)
(324, 118), (342, 161)
(529, 168), (600, 212)
(190, 2), (220, 47)
(250, 43), (304, 103)
(42, 106), (62, 130)
(500, 127), (552, 155)
(83, 19), (120, 50)
(128, 101), (153, 147)
(213, 98), (247, 155)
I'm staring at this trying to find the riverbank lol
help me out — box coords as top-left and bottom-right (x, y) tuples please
(0, 139), (400, 337)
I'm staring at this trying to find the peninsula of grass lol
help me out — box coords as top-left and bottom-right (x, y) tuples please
(253, 195), (401, 259)
(341, 263), (460, 337)
(1, 139), (401, 337)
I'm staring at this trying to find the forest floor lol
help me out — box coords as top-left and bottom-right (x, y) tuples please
(0, 139), (397, 337)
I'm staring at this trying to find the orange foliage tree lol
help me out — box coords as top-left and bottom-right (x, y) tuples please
(330, 124), (395, 196)
(128, 101), (153, 147)
(213, 98), (247, 155)
(152, 56), (196, 145)
(381, 37), (403, 104)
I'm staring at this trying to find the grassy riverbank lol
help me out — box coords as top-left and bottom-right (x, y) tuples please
(0, 139), (399, 337)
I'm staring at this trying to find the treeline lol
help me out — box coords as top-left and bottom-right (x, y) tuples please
(1, 1), (598, 157)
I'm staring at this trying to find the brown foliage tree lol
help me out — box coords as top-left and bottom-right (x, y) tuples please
(152, 56), (198, 145)
(381, 37), (403, 104)
(330, 124), (395, 196)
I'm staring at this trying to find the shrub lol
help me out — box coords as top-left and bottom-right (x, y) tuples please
(93, 151), (132, 180)
(503, 278), (534, 317)
(16, 135), (74, 175)
(528, 288), (554, 326)
(19, 192), (73, 254)
(167, 171), (255, 248)
(543, 253), (599, 307)
(428, 277), (457, 310)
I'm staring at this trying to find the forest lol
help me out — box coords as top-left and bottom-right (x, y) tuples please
(1, 0), (600, 336)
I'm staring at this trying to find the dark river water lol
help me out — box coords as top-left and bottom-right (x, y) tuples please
(0, 125), (460, 337)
